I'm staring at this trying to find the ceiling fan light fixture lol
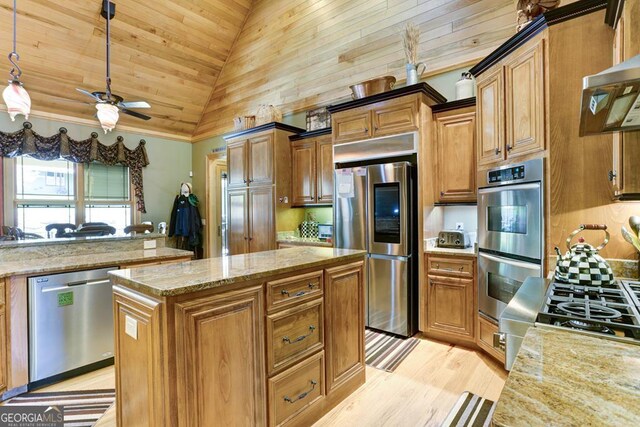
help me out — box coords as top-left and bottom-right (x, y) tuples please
(96, 103), (119, 133)
(3, 80), (30, 121)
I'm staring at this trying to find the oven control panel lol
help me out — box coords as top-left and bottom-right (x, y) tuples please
(488, 165), (525, 183)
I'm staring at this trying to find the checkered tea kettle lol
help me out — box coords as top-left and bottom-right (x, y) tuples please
(554, 224), (614, 286)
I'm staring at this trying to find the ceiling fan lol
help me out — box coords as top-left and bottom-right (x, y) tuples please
(76, 0), (151, 133)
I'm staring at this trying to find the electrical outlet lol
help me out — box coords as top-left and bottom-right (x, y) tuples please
(456, 222), (464, 230)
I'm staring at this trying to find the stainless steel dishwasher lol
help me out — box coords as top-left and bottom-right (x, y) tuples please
(28, 266), (117, 385)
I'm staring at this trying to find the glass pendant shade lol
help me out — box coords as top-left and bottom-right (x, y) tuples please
(96, 103), (119, 133)
(3, 81), (30, 121)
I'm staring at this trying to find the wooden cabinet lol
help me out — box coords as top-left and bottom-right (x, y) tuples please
(227, 135), (274, 189)
(426, 275), (474, 340)
(175, 286), (266, 427)
(225, 125), (299, 255)
(476, 36), (546, 167)
(332, 95), (419, 144)
(477, 313), (505, 364)
(324, 262), (365, 393)
(291, 134), (333, 207)
(422, 255), (476, 344)
(434, 107), (477, 203)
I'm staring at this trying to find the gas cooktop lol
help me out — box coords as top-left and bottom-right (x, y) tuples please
(537, 280), (640, 339)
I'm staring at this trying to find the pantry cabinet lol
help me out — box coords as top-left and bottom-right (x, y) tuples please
(476, 35), (546, 167)
(290, 132), (333, 207)
(434, 105), (477, 203)
(225, 123), (304, 255)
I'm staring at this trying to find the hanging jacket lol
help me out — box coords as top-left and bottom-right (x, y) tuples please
(169, 194), (202, 248)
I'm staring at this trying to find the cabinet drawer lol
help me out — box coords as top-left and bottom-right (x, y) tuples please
(427, 256), (474, 277)
(477, 314), (505, 364)
(267, 298), (324, 375)
(268, 351), (325, 427)
(266, 271), (323, 312)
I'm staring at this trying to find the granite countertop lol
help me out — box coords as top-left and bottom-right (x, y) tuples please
(492, 327), (640, 426)
(109, 247), (366, 297)
(0, 247), (193, 279)
(0, 232), (166, 248)
(277, 237), (333, 247)
(424, 238), (477, 257)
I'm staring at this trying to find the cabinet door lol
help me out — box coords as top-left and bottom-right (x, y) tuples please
(324, 262), (364, 393)
(227, 140), (248, 189)
(316, 138), (334, 204)
(504, 39), (545, 158)
(227, 188), (249, 255)
(372, 97), (419, 137)
(175, 286), (266, 427)
(291, 140), (316, 206)
(477, 67), (504, 166)
(332, 108), (372, 144)
(436, 111), (477, 203)
(427, 275), (474, 340)
(249, 135), (274, 186)
(248, 186), (274, 253)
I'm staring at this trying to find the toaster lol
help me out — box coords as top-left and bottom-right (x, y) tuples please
(437, 230), (471, 249)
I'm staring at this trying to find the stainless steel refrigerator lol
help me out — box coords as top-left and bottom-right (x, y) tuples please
(334, 161), (417, 337)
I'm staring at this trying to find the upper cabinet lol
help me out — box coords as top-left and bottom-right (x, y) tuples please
(476, 35), (546, 167)
(434, 104), (477, 203)
(291, 132), (334, 207)
(330, 90), (436, 144)
(227, 135), (274, 189)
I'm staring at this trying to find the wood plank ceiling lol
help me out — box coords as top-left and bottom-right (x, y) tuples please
(193, 0), (522, 140)
(0, 0), (252, 140)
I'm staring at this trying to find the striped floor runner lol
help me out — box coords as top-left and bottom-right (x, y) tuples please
(364, 329), (420, 372)
(441, 391), (496, 427)
(3, 389), (115, 427)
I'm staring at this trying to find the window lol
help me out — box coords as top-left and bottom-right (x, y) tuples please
(13, 157), (133, 237)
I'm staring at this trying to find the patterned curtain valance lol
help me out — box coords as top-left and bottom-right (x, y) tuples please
(0, 122), (150, 213)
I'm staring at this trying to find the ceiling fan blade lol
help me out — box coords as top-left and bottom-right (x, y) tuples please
(119, 101), (151, 109)
(76, 88), (102, 101)
(121, 108), (151, 120)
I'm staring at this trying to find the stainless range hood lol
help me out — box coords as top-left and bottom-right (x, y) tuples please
(579, 54), (640, 136)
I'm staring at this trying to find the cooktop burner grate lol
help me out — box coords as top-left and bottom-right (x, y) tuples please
(537, 281), (640, 339)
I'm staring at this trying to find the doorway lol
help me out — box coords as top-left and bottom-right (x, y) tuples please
(205, 153), (227, 258)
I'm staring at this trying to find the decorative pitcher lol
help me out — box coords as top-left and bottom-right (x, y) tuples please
(554, 224), (614, 286)
(406, 62), (426, 85)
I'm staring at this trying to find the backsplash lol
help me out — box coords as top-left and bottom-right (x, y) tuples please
(442, 205), (477, 232)
(304, 206), (333, 224)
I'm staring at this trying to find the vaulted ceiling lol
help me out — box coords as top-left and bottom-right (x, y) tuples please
(0, 0), (561, 141)
(0, 0), (252, 139)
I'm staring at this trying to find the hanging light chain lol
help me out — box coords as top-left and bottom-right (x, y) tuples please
(8, 0), (22, 81)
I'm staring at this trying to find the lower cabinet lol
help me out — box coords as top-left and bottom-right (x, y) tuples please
(477, 313), (506, 364)
(0, 280), (6, 394)
(422, 255), (476, 344)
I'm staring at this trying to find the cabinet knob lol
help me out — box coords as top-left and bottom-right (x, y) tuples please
(494, 148), (501, 155)
(608, 170), (617, 182)
(506, 144), (513, 152)
(374, 125), (379, 131)
(440, 191), (445, 196)
(243, 179), (247, 183)
(436, 263), (440, 269)
(459, 266), (464, 272)
(364, 128), (369, 133)
(244, 236), (248, 240)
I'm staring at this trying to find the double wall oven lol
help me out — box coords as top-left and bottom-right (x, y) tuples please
(478, 158), (544, 321)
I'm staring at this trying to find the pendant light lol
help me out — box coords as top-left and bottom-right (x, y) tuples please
(2, 0), (31, 121)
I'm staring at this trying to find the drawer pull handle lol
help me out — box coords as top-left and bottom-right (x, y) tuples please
(283, 380), (317, 404)
(280, 283), (317, 298)
(459, 266), (464, 271)
(282, 325), (316, 344)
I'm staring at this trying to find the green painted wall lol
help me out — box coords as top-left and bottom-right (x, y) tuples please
(0, 115), (192, 228)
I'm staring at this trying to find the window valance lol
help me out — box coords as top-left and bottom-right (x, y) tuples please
(0, 122), (150, 213)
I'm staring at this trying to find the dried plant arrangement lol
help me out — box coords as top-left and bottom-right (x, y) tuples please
(401, 22), (420, 65)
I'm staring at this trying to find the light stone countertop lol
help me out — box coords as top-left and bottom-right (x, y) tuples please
(492, 327), (640, 426)
(0, 247), (193, 279)
(109, 247), (366, 297)
(277, 237), (333, 247)
(424, 238), (477, 257)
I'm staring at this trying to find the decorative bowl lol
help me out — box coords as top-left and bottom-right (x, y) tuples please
(349, 76), (396, 99)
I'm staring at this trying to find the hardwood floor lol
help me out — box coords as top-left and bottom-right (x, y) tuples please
(39, 335), (506, 426)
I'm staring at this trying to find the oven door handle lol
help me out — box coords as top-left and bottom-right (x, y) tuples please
(478, 183), (541, 194)
(478, 251), (541, 270)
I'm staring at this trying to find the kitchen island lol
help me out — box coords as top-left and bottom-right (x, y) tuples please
(492, 327), (640, 426)
(108, 247), (366, 427)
